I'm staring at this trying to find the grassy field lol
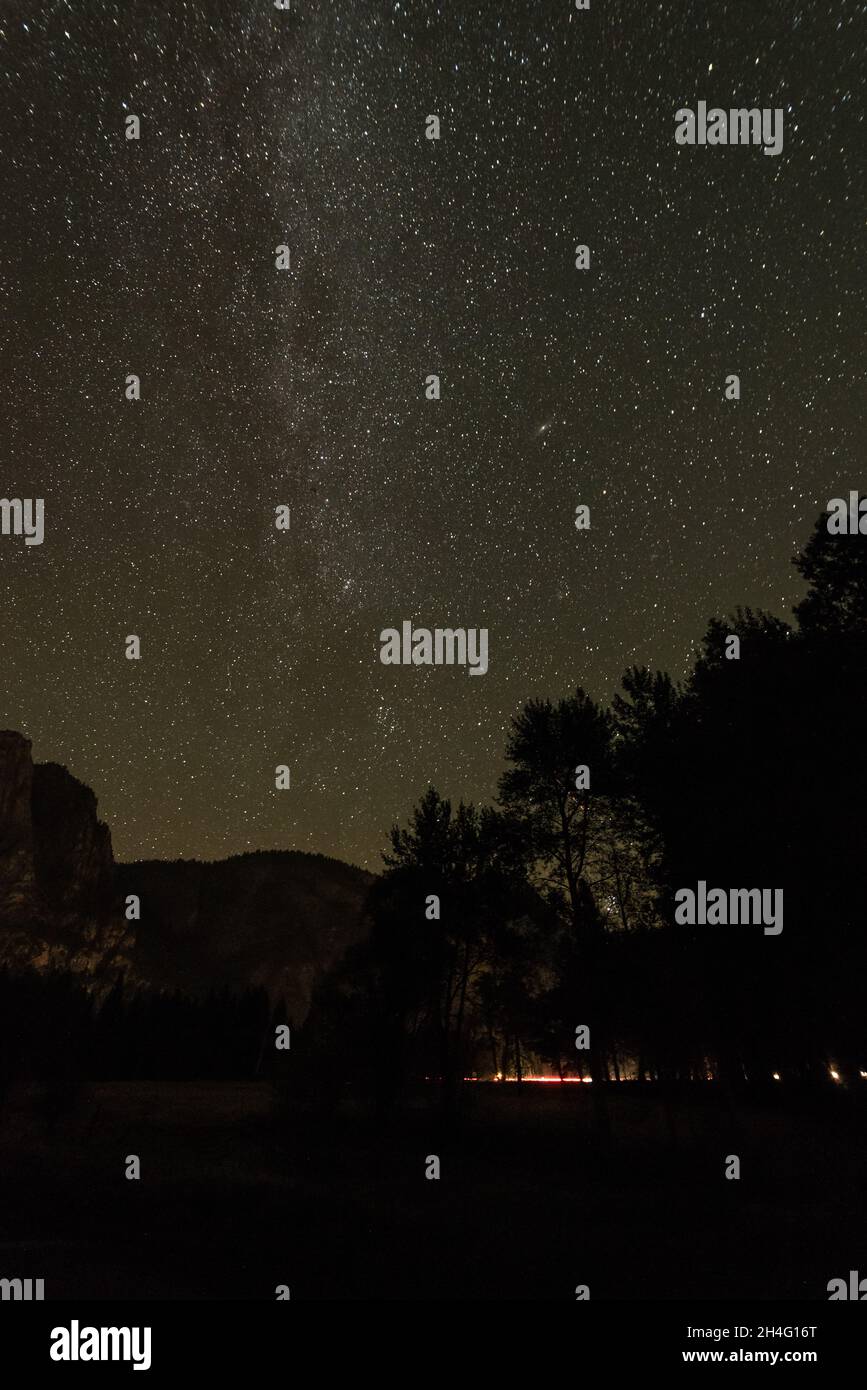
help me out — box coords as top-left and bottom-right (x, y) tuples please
(0, 1080), (864, 1300)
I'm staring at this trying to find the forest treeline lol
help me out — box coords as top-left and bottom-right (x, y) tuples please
(0, 968), (284, 1095)
(305, 514), (867, 1110)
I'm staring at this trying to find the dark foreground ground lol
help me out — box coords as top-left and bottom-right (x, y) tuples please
(0, 1080), (864, 1300)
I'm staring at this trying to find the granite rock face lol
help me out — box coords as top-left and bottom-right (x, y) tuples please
(0, 732), (130, 972)
(32, 762), (116, 916)
(0, 730), (37, 919)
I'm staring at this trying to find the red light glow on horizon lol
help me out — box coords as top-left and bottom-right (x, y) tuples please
(463, 1075), (593, 1083)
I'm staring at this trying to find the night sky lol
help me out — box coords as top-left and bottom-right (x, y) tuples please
(0, 1), (860, 869)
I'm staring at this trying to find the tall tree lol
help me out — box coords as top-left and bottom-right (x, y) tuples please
(379, 787), (536, 1115)
(499, 690), (615, 1141)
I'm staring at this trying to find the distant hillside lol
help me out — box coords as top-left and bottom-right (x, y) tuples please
(117, 851), (374, 1022)
(0, 730), (375, 1019)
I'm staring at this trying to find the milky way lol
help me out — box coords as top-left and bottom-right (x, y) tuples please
(0, 1), (860, 867)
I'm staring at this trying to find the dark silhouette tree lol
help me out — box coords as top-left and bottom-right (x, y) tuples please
(499, 689), (617, 1142)
(367, 787), (539, 1116)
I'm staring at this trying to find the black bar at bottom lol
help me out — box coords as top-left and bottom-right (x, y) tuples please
(1, 1300), (862, 1376)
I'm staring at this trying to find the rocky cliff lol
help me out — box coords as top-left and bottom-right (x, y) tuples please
(0, 730), (130, 972)
(0, 732), (374, 1018)
(0, 729), (37, 919)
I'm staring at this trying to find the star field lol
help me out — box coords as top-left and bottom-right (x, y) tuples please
(0, 1), (861, 868)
